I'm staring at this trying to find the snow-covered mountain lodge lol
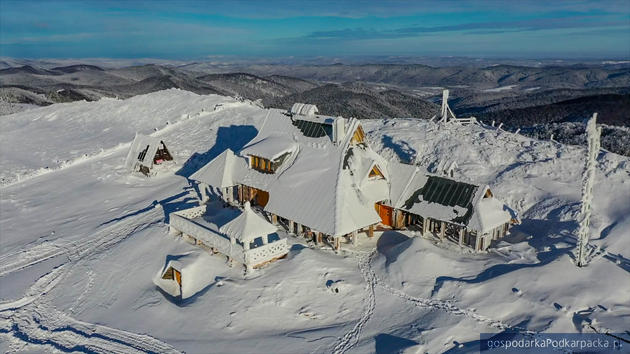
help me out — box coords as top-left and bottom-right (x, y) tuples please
(177, 103), (518, 257)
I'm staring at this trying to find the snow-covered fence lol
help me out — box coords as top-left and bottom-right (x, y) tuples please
(173, 206), (206, 219)
(169, 207), (288, 268)
(169, 213), (245, 264)
(245, 239), (288, 265)
(449, 117), (478, 125)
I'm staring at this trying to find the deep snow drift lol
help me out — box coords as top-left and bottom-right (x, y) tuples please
(0, 89), (628, 353)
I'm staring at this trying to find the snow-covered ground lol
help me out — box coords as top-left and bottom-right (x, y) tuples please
(0, 89), (628, 353)
(482, 85), (517, 93)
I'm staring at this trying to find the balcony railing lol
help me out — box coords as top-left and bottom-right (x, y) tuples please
(169, 213), (245, 264)
(169, 211), (288, 267)
(245, 238), (289, 266)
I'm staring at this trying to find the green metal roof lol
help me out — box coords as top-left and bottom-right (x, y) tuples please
(292, 119), (332, 139)
(423, 176), (477, 208)
(403, 176), (478, 224)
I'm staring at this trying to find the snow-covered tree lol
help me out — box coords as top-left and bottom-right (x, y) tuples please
(576, 113), (601, 267)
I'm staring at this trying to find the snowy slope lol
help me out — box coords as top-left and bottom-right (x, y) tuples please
(0, 89), (236, 185)
(0, 90), (629, 353)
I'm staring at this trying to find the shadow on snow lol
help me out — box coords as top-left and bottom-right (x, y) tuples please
(431, 218), (578, 297)
(175, 125), (257, 178)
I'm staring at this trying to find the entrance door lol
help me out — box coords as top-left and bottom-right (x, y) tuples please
(376, 203), (393, 226)
(255, 189), (269, 207)
(174, 269), (182, 286)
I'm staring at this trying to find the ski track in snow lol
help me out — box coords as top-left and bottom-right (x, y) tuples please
(0, 207), (181, 353)
(2, 303), (180, 354)
(0, 206), (160, 277)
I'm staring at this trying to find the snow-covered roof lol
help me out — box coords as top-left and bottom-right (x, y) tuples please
(190, 149), (240, 188)
(124, 133), (162, 171)
(153, 251), (216, 299)
(240, 135), (299, 161)
(468, 196), (515, 234)
(191, 109), (388, 236)
(219, 202), (278, 243)
(387, 161), (421, 206)
(290, 103), (318, 116)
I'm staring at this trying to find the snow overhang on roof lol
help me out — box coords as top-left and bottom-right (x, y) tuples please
(240, 135), (298, 161)
(290, 103), (318, 116)
(219, 202), (278, 243)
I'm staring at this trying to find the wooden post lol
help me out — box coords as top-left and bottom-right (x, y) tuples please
(459, 228), (464, 246)
(423, 217), (430, 236)
(368, 224), (374, 238)
(199, 183), (208, 203)
(169, 226), (181, 236)
(440, 221), (446, 240)
(296, 223), (303, 236)
(334, 237), (341, 251)
(237, 185), (243, 204)
(225, 186), (232, 204)
(317, 232), (323, 244)
(288, 220), (295, 234)
(352, 231), (358, 246)
(271, 214), (278, 225)
(475, 234), (481, 251)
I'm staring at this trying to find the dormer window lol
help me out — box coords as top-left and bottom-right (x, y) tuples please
(369, 165), (384, 179)
(251, 155), (274, 173)
(351, 125), (366, 145)
(484, 189), (493, 198)
(250, 152), (291, 174)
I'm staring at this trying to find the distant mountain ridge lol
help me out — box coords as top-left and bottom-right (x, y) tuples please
(1, 61), (629, 155)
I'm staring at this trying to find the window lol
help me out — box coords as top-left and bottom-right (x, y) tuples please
(369, 164), (384, 179)
(351, 125), (366, 145)
(137, 145), (150, 161)
(250, 155), (275, 174)
(484, 189), (493, 198)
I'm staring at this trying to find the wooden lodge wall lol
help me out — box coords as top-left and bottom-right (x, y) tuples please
(225, 184), (509, 252)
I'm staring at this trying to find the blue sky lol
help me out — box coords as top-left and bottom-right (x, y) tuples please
(0, 0), (628, 59)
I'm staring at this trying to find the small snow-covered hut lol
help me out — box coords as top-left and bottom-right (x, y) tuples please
(154, 251), (217, 299)
(125, 133), (173, 176)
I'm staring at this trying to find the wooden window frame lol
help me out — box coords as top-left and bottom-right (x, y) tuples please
(351, 125), (366, 145)
(368, 164), (384, 179)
